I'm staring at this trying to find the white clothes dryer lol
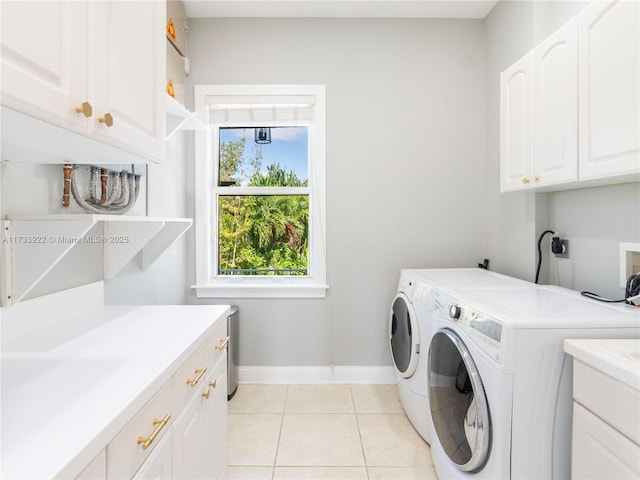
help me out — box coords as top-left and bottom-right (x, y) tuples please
(389, 268), (530, 444)
(390, 272), (432, 442)
(428, 285), (640, 479)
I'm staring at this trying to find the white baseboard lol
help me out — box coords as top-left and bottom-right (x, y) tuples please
(237, 366), (397, 384)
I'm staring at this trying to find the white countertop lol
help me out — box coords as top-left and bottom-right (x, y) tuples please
(564, 338), (640, 391)
(1, 304), (230, 479)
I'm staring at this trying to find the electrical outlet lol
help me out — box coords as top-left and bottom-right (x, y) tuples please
(619, 242), (640, 287)
(554, 239), (569, 259)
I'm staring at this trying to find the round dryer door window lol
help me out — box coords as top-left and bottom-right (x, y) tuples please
(389, 293), (419, 378)
(428, 329), (490, 472)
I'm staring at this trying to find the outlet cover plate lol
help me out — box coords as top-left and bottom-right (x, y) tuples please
(620, 242), (640, 288)
(554, 239), (569, 259)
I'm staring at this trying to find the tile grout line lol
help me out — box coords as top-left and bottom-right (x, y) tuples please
(271, 384), (289, 480)
(350, 384), (371, 480)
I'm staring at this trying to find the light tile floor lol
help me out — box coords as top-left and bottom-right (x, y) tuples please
(226, 384), (438, 480)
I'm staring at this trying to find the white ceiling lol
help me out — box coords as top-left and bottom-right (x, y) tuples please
(183, 1), (500, 19)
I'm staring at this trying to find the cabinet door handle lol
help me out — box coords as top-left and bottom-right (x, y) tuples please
(215, 336), (230, 351)
(209, 380), (217, 389)
(98, 112), (114, 127)
(137, 414), (171, 450)
(74, 101), (93, 118)
(186, 366), (208, 386)
(533, 176), (540, 182)
(202, 390), (210, 399)
(522, 177), (530, 185)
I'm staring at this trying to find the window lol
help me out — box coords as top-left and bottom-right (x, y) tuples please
(193, 85), (327, 298)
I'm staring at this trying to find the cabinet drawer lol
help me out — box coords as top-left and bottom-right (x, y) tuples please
(107, 381), (172, 479)
(76, 449), (106, 480)
(572, 402), (640, 479)
(208, 320), (229, 371)
(172, 341), (208, 413)
(132, 429), (172, 479)
(573, 360), (640, 444)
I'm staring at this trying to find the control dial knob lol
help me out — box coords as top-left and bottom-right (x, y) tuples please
(449, 305), (462, 320)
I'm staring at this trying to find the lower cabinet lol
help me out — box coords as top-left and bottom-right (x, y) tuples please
(568, 354), (640, 480)
(172, 350), (228, 479)
(172, 381), (209, 479)
(133, 432), (173, 480)
(76, 450), (106, 480)
(97, 324), (228, 480)
(572, 402), (640, 479)
(108, 382), (172, 479)
(205, 364), (229, 480)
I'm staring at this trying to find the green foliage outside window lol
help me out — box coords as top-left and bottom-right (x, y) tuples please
(218, 137), (309, 275)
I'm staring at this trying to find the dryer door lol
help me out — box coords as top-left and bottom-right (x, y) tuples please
(428, 328), (490, 472)
(389, 292), (420, 378)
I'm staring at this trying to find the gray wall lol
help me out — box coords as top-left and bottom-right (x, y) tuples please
(104, 132), (191, 305)
(3, 1), (637, 368)
(485, 1), (639, 298)
(185, 18), (488, 367)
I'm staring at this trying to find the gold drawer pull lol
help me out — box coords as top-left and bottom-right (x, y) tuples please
(522, 177), (530, 185)
(209, 380), (217, 389)
(215, 336), (230, 351)
(137, 414), (171, 450)
(186, 366), (207, 387)
(74, 101), (92, 118)
(202, 390), (210, 399)
(98, 112), (114, 127)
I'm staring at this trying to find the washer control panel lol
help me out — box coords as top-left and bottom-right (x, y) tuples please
(435, 291), (503, 364)
(413, 282), (436, 308)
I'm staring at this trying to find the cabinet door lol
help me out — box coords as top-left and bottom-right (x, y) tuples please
(133, 432), (172, 480)
(90, 0), (165, 162)
(534, 18), (578, 187)
(203, 363), (228, 480)
(172, 391), (206, 479)
(578, 0), (640, 181)
(500, 51), (534, 192)
(0, 1), (88, 132)
(572, 402), (640, 479)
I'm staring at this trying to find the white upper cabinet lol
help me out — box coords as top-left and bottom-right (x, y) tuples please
(578, 0), (640, 181)
(89, 1), (165, 161)
(500, 52), (534, 192)
(533, 18), (578, 188)
(0, 0), (165, 163)
(501, 19), (578, 192)
(0, 1), (88, 132)
(500, 0), (639, 192)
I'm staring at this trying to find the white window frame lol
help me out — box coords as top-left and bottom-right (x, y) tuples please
(192, 84), (327, 298)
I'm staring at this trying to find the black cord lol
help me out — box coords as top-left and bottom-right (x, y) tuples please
(535, 230), (555, 284)
(580, 291), (627, 303)
(580, 274), (640, 304)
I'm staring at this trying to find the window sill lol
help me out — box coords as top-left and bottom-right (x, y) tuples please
(191, 283), (329, 299)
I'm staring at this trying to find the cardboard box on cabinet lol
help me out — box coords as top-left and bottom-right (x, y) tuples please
(167, 40), (186, 105)
(166, 0), (187, 105)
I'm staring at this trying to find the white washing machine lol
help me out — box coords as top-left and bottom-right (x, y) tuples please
(427, 285), (640, 479)
(389, 268), (530, 443)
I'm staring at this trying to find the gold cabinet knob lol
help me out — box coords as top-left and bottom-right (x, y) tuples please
(98, 112), (114, 127)
(533, 176), (540, 182)
(209, 380), (217, 389)
(202, 390), (210, 399)
(522, 177), (530, 185)
(74, 101), (93, 118)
